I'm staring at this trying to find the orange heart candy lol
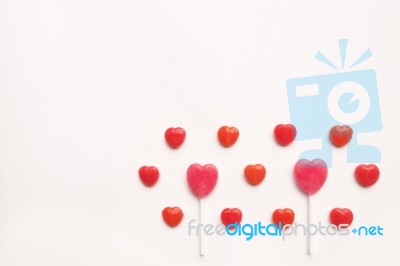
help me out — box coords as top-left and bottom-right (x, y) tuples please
(217, 126), (239, 147)
(244, 164), (266, 185)
(162, 207), (184, 228)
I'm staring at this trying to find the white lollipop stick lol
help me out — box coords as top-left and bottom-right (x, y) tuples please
(307, 195), (312, 255)
(199, 198), (205, 256)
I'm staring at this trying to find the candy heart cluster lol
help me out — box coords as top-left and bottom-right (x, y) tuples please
(161, 206), (355, 229)
(138, 124), (379, 235)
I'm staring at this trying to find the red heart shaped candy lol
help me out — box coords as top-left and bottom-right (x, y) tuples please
(329, 125), (353, 147)
(274, 124), (296, 146)
(355, 164), (380, 187)
(330, 208), (353, 229)
(162, 207), (184, 227)
(138, 166), (159, 187)
(221, 208), (242, 228)
(272, 208), (295, 228)
(244, 164), (266, 185)
(165, 127), (186, 149)
(217, 126), (239, 147)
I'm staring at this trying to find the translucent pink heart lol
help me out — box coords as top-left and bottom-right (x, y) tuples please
(187, 164), (218, 199)
(294, 159), (328, 195)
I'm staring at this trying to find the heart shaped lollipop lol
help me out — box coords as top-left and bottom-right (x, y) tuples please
(187, 163), (218, 256)
(187, 164), (218, 198)
(294, 159), (328, 195)
(294, 158), (328, 255)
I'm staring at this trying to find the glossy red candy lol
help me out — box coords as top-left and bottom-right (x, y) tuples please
(138, 166), (159, 187)
(217, 126), (239, 147)
(165, 127), (186, 149)
(244, 164), (266, 185)
(162, 207), (184, 227)
(272, 208), (295, 228)
(221, 208), (242, 229)
(274, 124), (296, 146)
(329, 125), (353, 147)
(330, 208), (353, 229)
(355, 164), (380, 187)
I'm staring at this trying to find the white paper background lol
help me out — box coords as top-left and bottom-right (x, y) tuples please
(1, 1), (400, 265)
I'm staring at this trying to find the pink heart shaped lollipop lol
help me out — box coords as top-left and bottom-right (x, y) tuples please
(294, 159), (328, 195)
(187, 164), (218, 199)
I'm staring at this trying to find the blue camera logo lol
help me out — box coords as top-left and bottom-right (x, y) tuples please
(286, 40), (382, 167)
